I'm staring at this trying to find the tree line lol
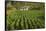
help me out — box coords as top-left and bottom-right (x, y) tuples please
(5, 1), (45, 10)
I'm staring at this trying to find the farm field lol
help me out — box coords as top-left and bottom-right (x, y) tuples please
(6, 10), (45, 30)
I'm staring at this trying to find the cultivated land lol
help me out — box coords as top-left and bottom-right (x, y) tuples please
(6, 9), (45, 30)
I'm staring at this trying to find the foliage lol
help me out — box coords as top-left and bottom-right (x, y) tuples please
(6, 1), (45, 30)
(6, 1), (45, 10)
(6, 10), (45, 30)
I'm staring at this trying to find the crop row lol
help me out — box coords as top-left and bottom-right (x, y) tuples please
(6, 14), (45, 30)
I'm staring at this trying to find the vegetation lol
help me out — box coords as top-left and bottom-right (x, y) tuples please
(6, 1), (45, 30)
